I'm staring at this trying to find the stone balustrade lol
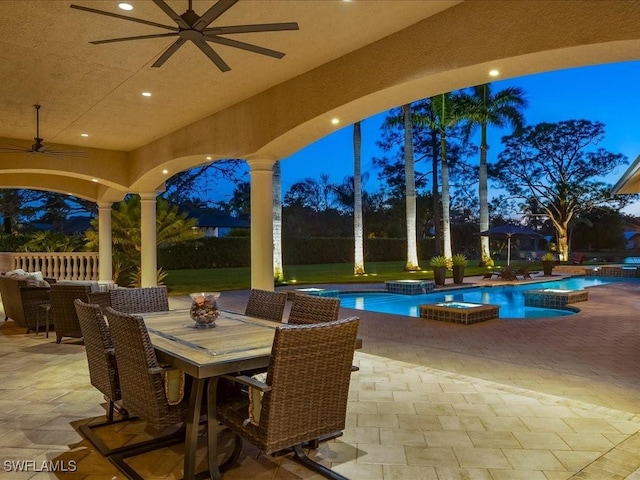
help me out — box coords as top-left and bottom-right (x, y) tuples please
(0, 252), (99, 281)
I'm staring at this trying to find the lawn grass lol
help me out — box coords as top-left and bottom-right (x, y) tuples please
(164, 261), (515, 295)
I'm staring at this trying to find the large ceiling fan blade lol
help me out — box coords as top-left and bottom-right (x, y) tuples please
(205, 22), (299, 35)
(44, 150), (88, 158)
(204, 36), (285, 59)
(152, 38), (187, 67)
(70, 4), (178, 31)
(91, 33), (178, 45)
(193, 0), (239, 31)
(151, 0), (190, 29)
(0, 147), (31, 153)
(192, 39), (231, 72)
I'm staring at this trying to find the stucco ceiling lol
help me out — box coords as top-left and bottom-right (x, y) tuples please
(0, 0), (459, 152)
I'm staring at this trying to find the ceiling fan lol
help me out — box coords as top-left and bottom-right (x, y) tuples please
(70, 0), (299, 71)
(0, 105), (86, 159)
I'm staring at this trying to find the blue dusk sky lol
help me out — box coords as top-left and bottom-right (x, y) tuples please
(276, 60), (640, 215)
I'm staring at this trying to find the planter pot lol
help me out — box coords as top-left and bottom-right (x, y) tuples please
(452, 265), (465, 284)
(432, 267), (447, 286)
(542, 261), (554, 276)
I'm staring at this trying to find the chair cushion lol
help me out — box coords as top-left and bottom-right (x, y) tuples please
(247, 372), (267, 426)
(5, 270), (50, 287)
(163, 369), (185, 405)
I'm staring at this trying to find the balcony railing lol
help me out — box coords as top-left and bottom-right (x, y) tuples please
(0, 252), (99, 281)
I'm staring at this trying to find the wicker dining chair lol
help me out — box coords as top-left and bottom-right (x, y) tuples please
(288, 294), (340, 325)
(50, 283), (92, 343)
(87, 291), (112, 311)
(74, 299), (132, 456)
(244, 289), (287, 322)
(213, 317), (359, 480)
(109, 286), (169, 314)
(104, 306), (191, 477)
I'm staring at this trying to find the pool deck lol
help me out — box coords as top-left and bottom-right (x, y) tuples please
(1, 273), (640, 479)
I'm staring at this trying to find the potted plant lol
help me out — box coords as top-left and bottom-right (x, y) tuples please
(451, 253), (468, 284)
(430, 255), (451, 286)
(541, 252), (555, 276)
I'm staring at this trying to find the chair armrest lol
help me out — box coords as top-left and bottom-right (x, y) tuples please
(220, 374), (272, 393)
(148, 365), (172, 375)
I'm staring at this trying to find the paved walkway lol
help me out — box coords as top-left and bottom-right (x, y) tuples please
(1, 276), (640, 479)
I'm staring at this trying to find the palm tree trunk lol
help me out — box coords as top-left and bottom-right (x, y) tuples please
(402, 104), (420, 270)
(431, 128), (442, 255)
(272, 161), (284, 282)
(353, 121), (365, 274)
(440, 95), (452, 259)
(479, 130), (490, 260)
(479, 85), (490, 261)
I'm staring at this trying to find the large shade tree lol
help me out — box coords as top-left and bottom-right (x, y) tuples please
(461, 84), (527, 263)
(493, 120), (631, 261)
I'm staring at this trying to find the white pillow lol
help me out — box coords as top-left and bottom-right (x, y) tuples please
(5, 269), (27, 277)
(30, 271), (44, 282)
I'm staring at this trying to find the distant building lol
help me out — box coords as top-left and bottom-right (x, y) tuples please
(186, 211), (250, 238)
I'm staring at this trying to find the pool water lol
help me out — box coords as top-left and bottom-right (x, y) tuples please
(339, 277), (616, 319)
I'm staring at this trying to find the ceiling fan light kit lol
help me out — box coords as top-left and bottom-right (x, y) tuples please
(70, 0), (299, 71)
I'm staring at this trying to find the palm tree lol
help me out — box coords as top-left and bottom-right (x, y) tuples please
(85, 196), (202, 285)
(462, 84), (526, 263)
(431, 93), (462, 259)
(353, 121), (365, 274)
(402, 104), (420, 270)
(272, 160), (284, 282)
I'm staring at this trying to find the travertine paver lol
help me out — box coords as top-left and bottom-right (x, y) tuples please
(0, 279), (640, 479)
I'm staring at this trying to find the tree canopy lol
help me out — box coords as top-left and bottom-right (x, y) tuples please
(493, 119), (632, 260)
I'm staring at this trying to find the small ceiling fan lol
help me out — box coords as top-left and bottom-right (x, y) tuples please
(0, 105), (86, 159)
(70, 0), (299, 71)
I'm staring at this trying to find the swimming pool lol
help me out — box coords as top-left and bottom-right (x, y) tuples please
(339, 277), (616, 319)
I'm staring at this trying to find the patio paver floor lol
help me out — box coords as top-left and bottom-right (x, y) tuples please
(1, 277), (639, 479)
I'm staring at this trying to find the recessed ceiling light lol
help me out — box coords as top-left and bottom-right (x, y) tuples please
(118, 3), (133, 11)
(80, 133), (89, 137)
(91, 178), (98, 183)
(142, 92), (152, 97)
(331, 118), (340, 125)
(206, 156), (212, 160)
(162, 169), (169, 175)
(489, 69), (500, 77)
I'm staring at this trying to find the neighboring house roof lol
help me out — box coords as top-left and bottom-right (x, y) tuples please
(195, 214), (250, 229)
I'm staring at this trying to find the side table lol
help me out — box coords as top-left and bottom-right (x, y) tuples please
(37, 303), (52, 338)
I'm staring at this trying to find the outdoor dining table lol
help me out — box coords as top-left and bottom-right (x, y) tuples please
(142, 308), (279, 480)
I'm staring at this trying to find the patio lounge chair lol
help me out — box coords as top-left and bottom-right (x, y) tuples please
(514, 266), (532, 279)
(495, 266), (518, 281)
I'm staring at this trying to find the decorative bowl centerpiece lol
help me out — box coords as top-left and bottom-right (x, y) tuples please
(189, 292), (221, 328)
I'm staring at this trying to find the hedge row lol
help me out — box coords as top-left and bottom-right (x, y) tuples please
(158, 237), (435, 270)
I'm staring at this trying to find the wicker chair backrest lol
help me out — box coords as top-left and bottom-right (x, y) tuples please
(74, 299), (120, 402)
(105, 307), (187, 428)
(259, 317), (359, 453)
(50, 284), (91, 339)
(109, 286), (169, 314)
(287, 295), (340, 325)
(244, 289), (287, 322)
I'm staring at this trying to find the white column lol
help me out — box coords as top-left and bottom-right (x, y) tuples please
(249, 156), (276, 291)
(139, 192), (158, 288)
(97, 201), (114, 286)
